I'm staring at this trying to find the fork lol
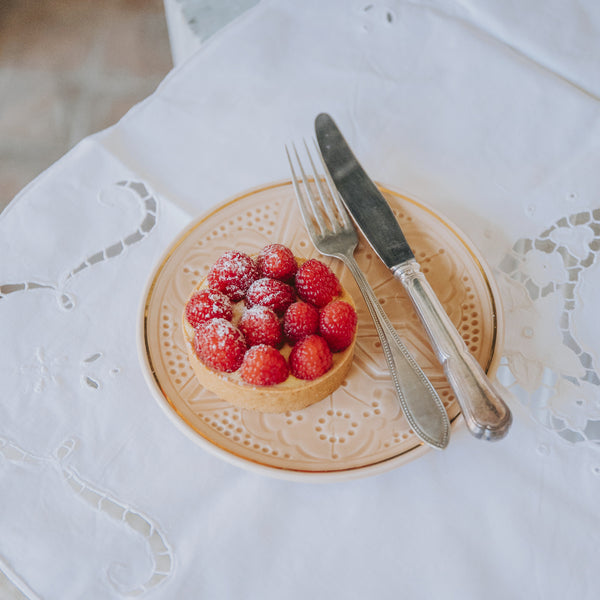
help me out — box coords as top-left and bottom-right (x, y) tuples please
(286, 141), (450, 450)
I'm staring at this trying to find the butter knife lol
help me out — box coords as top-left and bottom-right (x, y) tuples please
(315, 113), (512, 441)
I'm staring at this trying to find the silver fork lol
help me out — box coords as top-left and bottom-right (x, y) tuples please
(286, 140), (450, 450)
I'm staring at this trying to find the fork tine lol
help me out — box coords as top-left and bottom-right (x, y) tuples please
(303, 139), (340, 232)
(313, 139), (355, 230)
(285, 143), (321, 241)
(292, 142), (330, 236)
(287, 142), (330, 236)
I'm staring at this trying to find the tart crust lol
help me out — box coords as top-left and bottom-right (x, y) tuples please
(182, 262), (356, 413)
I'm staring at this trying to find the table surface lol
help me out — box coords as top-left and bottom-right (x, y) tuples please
(2, 0), (600, 598)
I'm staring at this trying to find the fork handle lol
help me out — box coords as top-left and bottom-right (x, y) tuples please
(393, 260), (512, 441)
(337, 254), (450, 450)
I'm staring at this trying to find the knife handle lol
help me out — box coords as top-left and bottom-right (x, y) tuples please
(339, 254), (450, 450)
(393, 260), (512, 441)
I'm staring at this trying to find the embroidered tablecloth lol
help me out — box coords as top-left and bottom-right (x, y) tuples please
(1, 0), (599, 597)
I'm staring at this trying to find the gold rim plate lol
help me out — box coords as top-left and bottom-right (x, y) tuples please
(137, 181), (503, 482)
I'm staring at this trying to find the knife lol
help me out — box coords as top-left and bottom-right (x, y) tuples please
(315, 113), (512, 441)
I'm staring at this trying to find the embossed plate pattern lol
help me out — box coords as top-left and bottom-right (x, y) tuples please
(138, 181), (503, 481)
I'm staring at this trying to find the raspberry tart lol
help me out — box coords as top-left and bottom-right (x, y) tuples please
(182, 244), (357, 413)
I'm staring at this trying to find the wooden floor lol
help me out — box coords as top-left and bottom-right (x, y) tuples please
(0, 0), (173, 213)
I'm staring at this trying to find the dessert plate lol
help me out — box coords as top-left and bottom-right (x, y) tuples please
(138, 180), (503, 481)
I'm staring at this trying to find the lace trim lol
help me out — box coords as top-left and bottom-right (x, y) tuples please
(497, 207), (600, 445)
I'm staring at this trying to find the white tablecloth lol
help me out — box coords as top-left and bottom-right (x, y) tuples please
(2, 0), (600, 597)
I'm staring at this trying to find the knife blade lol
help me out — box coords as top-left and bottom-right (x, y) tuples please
(316, 113), (512, 441)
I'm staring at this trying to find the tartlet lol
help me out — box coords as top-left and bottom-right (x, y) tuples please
(182, 247), (357, 413)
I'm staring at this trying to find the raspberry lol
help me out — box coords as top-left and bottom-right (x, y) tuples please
(185, 289), (233, 329)
(193, 318), (246, 373)
(239, 344), (289, 386)
(239, 306), (283, 348)
(295, 259), (341, 307)
(207, 251), (259, 302)
(283, 301), (319, 343)
(289, 334), (333, 380)
(319, 300), (357, 352)
(257, 244), (298, 281)
(246, 277), (295, 314)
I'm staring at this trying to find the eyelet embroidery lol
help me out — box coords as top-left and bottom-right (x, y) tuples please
(0, 181), (157, 311)
(0, 437), (174, 595)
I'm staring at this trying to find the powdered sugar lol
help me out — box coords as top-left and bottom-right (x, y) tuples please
(243, 305), (274, 318)
(193, 318), (246, 372)
(185, 289), (232, 327)
(257, 243), (298, 281)
(239, 305), (282, 348)
(207, 251), (259, 301)
(246, 277), (295, 313)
